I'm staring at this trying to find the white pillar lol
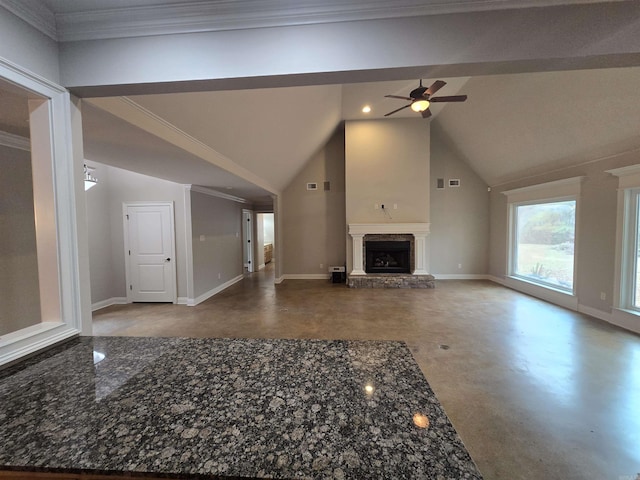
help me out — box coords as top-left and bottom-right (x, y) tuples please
(413, 233), (429, 275)
(350, 233), (365, 275)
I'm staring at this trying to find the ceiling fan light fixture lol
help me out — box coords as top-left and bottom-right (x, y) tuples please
(411, 99), (430, 112)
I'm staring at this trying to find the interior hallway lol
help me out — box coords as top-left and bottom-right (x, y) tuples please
(93, 265), (640, 480)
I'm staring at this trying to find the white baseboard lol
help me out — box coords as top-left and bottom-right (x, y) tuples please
(487, 275), (506, 286)
(280, 274), (331, 281)
(177, 297), (189, 305)
(433, 274), (491, 280)
(577, 304), (612, 323)
(274, 275), (285, 284)
(489, 278), (639, 336)
(91, 297), (127, 312)
(187, 275), (243, 306)
(608, 308), (640, 335)
(258, 263), (266, 271)
(502, 276), (578, 311)
(0, 323), (79, 367)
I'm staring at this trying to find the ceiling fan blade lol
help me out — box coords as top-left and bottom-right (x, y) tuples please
(384, 104), (412, 117)
(429, 95), (468, 103)
(426, 80), (446, 96)
(385, 95), (413, 101)
(421, 108), (432, 119)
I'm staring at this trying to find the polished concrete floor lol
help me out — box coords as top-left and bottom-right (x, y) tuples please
(93, 265), (640, 480)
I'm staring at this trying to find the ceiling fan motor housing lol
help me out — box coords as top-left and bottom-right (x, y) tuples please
(410, 87), (428, 99)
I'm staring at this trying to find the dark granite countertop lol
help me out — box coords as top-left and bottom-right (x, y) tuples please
(0, 336), (482, 479)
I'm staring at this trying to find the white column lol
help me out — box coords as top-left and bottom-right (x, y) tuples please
(29, 99), (62, 324)
(413, 233), (429, 275)
(350, 234), (365, 275)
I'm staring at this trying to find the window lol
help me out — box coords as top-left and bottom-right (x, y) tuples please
(512, 199), (576, 291)
(620, 187), (640, 312)
(608, 165), (640, 327)
(503, 177), (582, 301)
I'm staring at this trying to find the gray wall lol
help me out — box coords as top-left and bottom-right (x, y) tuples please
(430, 125), (489, 275)
(0, 8), (60, 83)
(86, 163), (188, 304)
(282, 126), (346, 276)
(345, 118), (429, 272)
(488, 150), (640, 315)
(0, 145), (41, 335)
(85, 163), (113, 305)
(190, 190), (243, 298)
(346, 118), (430, 223)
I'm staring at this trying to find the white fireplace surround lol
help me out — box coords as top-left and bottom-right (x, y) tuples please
(349, 223), (430, 276)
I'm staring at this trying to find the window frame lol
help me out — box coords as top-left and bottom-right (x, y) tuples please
(502, 177), (583, 310)
(608, 165), (640, 333)
(621, 188), (640, 312)
(0, 57), (85, 367)
(509, 196), (578, 293)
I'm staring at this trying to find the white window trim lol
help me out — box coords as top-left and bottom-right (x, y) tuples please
(502, 177), (583, 310)
(0, 57), (85, 366)
(608, 164), (640, 334)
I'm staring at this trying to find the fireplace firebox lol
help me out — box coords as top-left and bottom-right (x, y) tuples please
(365, 240), (411, 274)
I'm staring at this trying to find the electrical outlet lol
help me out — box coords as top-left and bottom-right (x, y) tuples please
(458, 263), (462, 269)
(218, 273), (221, 280)
(200, 234), (205, 242)
(320, 263), (323, 269)
(394, 203), (398, 209)
(600, 292), (606, 301)
(375, 204), (379, 209)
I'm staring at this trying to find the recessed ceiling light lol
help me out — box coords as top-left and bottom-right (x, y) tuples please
(362, 105), (371, 113)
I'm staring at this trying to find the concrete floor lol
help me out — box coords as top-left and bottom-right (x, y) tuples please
(93, 265), (640, 480)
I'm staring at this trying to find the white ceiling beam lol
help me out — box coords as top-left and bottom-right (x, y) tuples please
(52, 0), (630, 42)
(60, 2), (640, 95)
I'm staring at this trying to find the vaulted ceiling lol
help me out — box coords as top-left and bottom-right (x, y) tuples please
(2, 0), (639, 204)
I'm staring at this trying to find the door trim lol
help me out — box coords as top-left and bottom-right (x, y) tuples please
(123, 201), (177, 304)
(242, 209), (254, 273)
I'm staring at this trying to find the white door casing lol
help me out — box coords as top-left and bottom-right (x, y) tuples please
(124, 202), (177, 303)
(242, 209), (253, 273)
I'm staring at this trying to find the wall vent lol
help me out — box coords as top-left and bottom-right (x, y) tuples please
(306, 183), (318, 190)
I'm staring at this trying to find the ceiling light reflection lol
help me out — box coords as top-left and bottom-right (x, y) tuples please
(413, 412), (429, 429)
(93, 350), (106, 365)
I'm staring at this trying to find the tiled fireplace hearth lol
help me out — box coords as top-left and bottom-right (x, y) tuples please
(348, 223), (435, 288)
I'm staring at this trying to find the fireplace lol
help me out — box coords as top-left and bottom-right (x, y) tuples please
(348, 223), (431, 276)
(348, 223), (434, 288)
(365, 240), (411, 273)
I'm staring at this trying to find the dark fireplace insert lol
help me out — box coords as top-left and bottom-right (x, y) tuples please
(365, 240), (411, 274)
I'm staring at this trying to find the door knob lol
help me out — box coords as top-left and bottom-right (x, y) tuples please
(166, 258), (171, 262)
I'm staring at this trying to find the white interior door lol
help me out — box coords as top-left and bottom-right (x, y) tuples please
(124, 203), (176, 303)
(242, 209), (254, 273)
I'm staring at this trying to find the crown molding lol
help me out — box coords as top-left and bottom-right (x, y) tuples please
(0, 131), (30, 151)
(187, 184), (250, 204)
(0, 0), (57, 40)
(43, 0), (619, 42)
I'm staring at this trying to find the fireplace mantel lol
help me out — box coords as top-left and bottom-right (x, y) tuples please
(348, 223), (430, 276)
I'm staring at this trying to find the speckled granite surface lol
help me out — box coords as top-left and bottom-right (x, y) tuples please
(0, 337), (482, 479)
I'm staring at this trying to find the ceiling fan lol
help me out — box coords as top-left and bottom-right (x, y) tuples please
(384, 79), (467, 119)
